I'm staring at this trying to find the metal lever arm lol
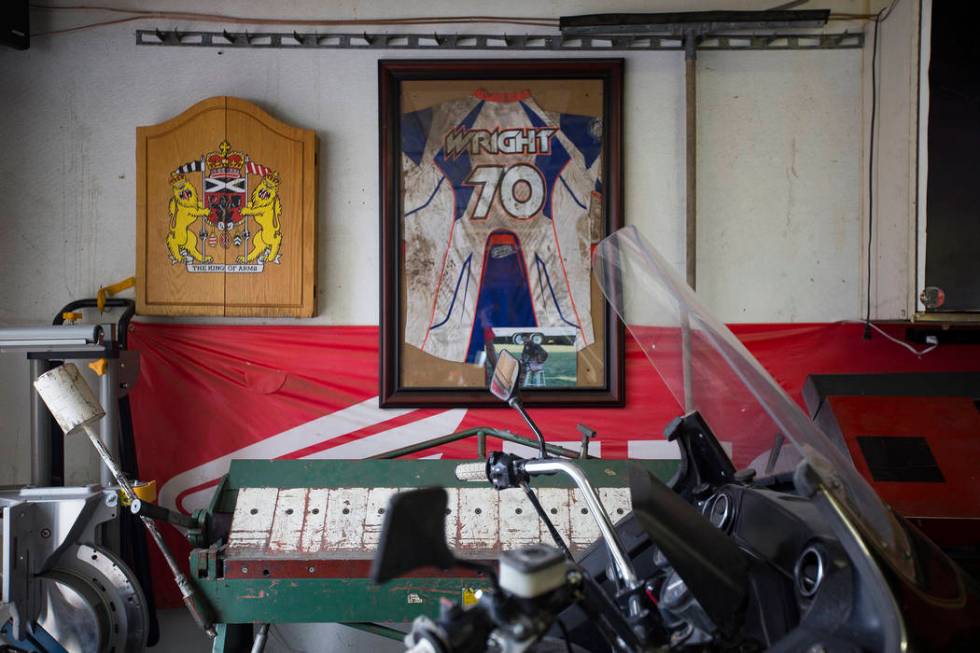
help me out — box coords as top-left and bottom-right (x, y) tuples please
(82, 424), (216, 638)
(33, 363), (217, 638)
(522, 458), (639, 591)
(509, 397), (548, 458)
(130, 498), (197, 529)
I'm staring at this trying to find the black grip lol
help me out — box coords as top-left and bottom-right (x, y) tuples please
(134, 499), (197, 529)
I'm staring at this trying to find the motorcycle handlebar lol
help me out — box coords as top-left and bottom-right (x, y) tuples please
(454, 462), (488, 482)
(522, 458), (640, 592)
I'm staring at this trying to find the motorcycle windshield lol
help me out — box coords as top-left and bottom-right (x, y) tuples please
(594, 226), (910, 568)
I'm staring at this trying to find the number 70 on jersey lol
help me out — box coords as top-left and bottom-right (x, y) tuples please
(463, 163), (547, 221)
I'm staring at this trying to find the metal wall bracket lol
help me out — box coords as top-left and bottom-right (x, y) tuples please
(136, 29), (863, 51)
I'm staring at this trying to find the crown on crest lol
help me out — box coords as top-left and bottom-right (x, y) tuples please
(206, 139), (245, 173)
(169, 171), (186, 186)
(262, 170), (281, 188)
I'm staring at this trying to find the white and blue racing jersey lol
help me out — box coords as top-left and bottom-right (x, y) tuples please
(401, 89), (603, 364)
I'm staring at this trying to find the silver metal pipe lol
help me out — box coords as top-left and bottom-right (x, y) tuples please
(522, 458), (639, 589)
(81, 422), (216, 638)
(685, 32), (698, 292)
(98, 361), (121, 550)
(681, 309), (695, 413)
(29, 359), (52, 486)
(98, 363), (118, 489)
(251, 623), (270, 653)
(510, 399), (547, 458)
(0, 325), (101, 349)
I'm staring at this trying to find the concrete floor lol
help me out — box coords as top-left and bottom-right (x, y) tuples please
(154, 609), (404, 652)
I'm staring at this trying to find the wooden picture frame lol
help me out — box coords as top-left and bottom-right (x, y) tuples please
(379, 59), (624, 407)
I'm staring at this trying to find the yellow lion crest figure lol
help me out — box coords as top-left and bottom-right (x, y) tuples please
(238, 171), (283, 264)
(166, 172), (212, 264)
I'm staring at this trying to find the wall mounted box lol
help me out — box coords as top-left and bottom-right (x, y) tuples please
(136, 97), (317, 317)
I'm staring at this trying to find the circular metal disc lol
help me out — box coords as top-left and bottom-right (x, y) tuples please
(36, 576), (103, 653)
(39, 543), (149, 652)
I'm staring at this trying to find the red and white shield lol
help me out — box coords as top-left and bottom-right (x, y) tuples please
(203, 172), (246, 249)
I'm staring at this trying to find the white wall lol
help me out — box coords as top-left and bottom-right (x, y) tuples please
(862, 0), (921, 320)
(0, 2), (884, 488)
(0, 1), (878, 328)
(0, 1), (916, 648)
(698, 49), (862, 321)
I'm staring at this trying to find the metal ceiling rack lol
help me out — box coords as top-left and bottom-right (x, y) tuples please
(135, 29), (863, 51)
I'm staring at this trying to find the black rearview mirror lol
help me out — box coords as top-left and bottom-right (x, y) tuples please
(490, 349), (521, 402)
(370, 488), (456, 584)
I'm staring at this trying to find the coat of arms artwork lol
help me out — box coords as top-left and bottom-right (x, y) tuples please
(136, 97), (317, 317)
(166, 140), (282, 271)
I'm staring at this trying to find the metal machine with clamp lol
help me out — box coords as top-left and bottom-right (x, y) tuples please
(0, 299), (163, 651)
(181, 430), (679, 651)
(1, 485), (149, 651)
(26, 364), (218, 642)
(2, 358), (224, 651)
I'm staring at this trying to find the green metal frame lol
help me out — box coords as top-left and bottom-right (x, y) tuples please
(369, 427), (595, 460)
(198, 428), (680, 652)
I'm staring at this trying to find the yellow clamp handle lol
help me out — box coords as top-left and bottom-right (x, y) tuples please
(118, 480), (157, 507)
(88, 358), (108, 377)
(97, 276), (136, 313)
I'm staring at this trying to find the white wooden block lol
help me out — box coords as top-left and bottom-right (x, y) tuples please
(325, 488), (368, 551)
(300, 489), (330, 553)
(570, 489), (601, 547)
(599, 488), (632, 524)
(456, 488), (498, 554)
(268, 488), (309, 552)
(536, 488), (573, 548)
(229, 488), (278, 548)
(363, 488), (399, 548)
(443, 487), (460, 549)
(499, 488), (540, 548)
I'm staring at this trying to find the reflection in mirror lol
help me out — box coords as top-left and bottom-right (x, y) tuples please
(490, 349), (521, 402)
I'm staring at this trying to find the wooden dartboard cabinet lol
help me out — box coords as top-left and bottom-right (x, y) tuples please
(136, 96), (317, 316)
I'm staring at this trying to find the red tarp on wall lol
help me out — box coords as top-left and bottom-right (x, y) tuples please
(127, 321), (980, 605)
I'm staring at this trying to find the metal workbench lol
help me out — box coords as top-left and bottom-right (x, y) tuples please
(188, 453), (678, 648)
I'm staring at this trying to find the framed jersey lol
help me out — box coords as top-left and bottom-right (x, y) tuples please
(379, 59), (624, 407)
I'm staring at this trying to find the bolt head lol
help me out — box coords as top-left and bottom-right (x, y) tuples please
(40, 528), (51, 538)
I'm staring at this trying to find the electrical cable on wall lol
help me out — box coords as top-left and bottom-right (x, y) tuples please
(752, 0), (922, 356)
(28, 4), (559, 37)
(864, 0), (902, 340)
(865, 11), (880, 338)
(844, 321), (938, 357)
(29, 3), (883, 38)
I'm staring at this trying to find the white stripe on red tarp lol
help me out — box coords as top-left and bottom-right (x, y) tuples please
(158, 397), (416, 511)
(169, 408), (463, 514)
